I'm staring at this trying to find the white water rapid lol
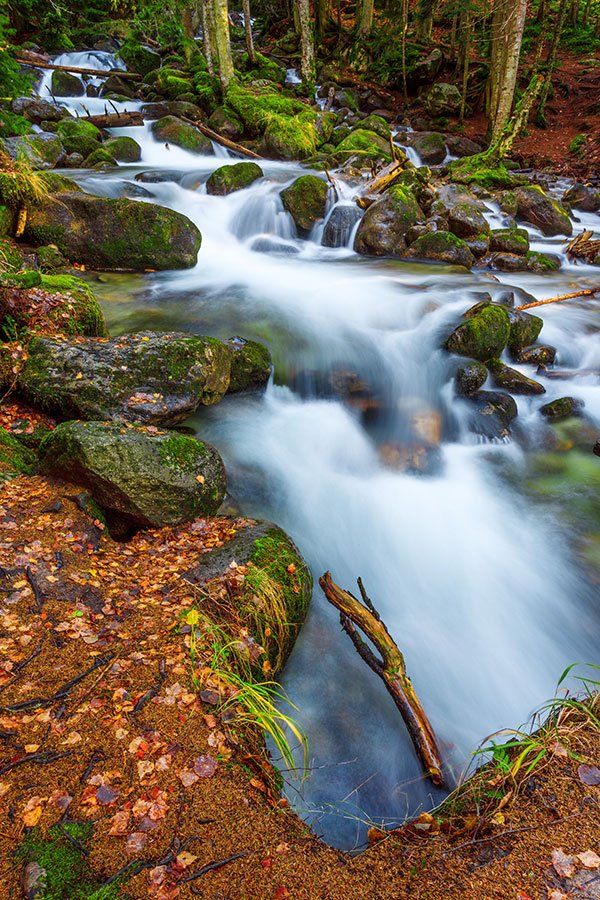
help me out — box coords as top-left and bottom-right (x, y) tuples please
(38, 52), (600, 849)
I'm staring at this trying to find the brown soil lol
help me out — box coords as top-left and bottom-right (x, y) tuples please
(0, 474), (598, 900)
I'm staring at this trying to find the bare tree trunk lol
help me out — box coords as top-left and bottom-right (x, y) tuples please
(201, 0), (215, 75)
(355, 0), (374, 37)
(242, 0), (256, 63)
(489, 0), (528, 144)
(296, 0), (316, 86)
(537, 0), (568, 124)
(316, 0), (332, 39)
(416, 0), (434, 40)
(212, 0), (234, 89)
(460, 9), (471, 122)
(582, 0), (592, 26)
(400, 0), (409, 100)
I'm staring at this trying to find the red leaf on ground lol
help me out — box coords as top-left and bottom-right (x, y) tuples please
(577, 764), (600, 785)
(193, 755), (217, 778)
(551, 848), (576, 878)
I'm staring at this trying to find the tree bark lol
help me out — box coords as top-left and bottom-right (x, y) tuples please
(355, 0), (374, 37)
(295, 0), (316, 86)
(319, 572), (445, 787)
(15, 59), (139, 79)
(488, 0), (528, 144)
(460, 9), (471, 121)
(212, 0), (234, 88)
(537, 0), (569, 124)
(242, 0), (256, 63)
(201, 0), (215, 75)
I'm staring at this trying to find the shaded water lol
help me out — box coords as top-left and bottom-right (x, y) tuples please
(40, 53), (600, 849)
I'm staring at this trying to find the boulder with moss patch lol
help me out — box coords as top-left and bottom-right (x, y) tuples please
(403, 230), (475, 267)
(334, 128), (391, 164)
(208, 106), (244, 141)
(151, 116), (213, 154)
(411, 131), (446, 165)
(40, 421), (226, 526)
(455, 360), (488, 396)
(540, 396), (584, 421)
(24, 191), (202, 271)
(206, 162), (263, 196)
(104, 136), (142, 162)
(119, 42), (162, 76)
(424, 82), (461, 116)
(1, 132), (65, 170)
(487, 359), (545, 395)
(490, 227), (529, 255)
(280, 174), (329, 234)
(0, 273), (106, 337)
(51, 70), (84, 97)
(56, 118), (102, 157)
(507, 309), (543, 354)
(354, 184), (423, 256)
(0, 427), (37, 482)
(514, 186), (572, 236)
(84, 146), (117, 168)
(226, 336), (271, 392)
(445, 305), (510, 360)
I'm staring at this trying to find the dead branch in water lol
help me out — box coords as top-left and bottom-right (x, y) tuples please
(319, 571), (445, 786)
(79, 110), (144, 128)
(357, 160), (405, 209)
(565, 230), (600, 262)
(15, 57), (140, 80)
(516, 286), (599, 310)
(180, 116), (263, 159)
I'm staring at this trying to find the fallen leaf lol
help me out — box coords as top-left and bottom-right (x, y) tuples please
(178, 769), (198, 787)
(176, 851), (197, 868)
(193, 755), (217, 778)
(577, 764), (600, 785)
(138, 759), (155, 780)
(22, 796), (44, 826)
(551, 848), (576, 879)
(547, 892), (568, 900)
(108, 809), (131, 835)
(96, 784), (119, 806)
(274, 888), (290, 899)
(126, 832), (148, 853)
(577, 850), (600, 869)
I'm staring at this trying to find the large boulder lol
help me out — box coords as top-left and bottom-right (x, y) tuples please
(12, 96), (65, 124)
(56, 118), (102, 157)
(445, 305), (510, 361)
(51, 70), (84, 96)
(207, 106), (244, 141)
(104, 136), (142, 162)
(410, 132), (446, 165)
(424, 83), (462, 116)
(507, 309), (543, 355)
(403, 231), (475, 267)
(490, 227), (529, 255)
(119, 43), (162, 76)
(24, 192), (202, 271)
(444, 134), (483, 157)
(0, 427), (37, 483)
(1, 132), (64, 170)
(514, 186), (572, 236)
(206, 162), (263, 196)
(39, 421), (226, 527)
(151, 116), (213, 153)
(8, 331), (233, 425)
(280, 174), (329, 234)
(0, 273), (106, 337)
(322, 204), (362, 248)
(432, 185), (490, 238)
(562, 183), (600, 213)
(334, 128), (392, 164)
(226, 337), (271, 393)
(354, 185), (423, 256)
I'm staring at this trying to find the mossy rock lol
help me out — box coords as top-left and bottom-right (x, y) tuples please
(514, 185), (572, 237)
(445, 305), (510, 361)
(0, 236), (23, 269)
(507, 309), (543, 354)
(490, 227), (529, 255)
(403, 230), (475, 268)
(154, 68), (194, 100)
(334, 128), (391, 164)
(40, 421), (226, 527)
(358, 114), (391, 140)
(424, 82), (461, 116)
(51, 70), (84, 97)
(540, 396), (584, 421)
(83, 146), (117, 168)
(0, 205), (13, 237)
(24, 191), (202, 272)
(562, 182), (600, 213)
(36, 244), (67, 271)
(56, 118), (102, 157)
(280, 174), (329, 234)
(448, 154), (519, 190)
(0, 269), (41, 289)
(0, 272), (106, 337)
(355, 184), (423, 256)
(151, 115), (213, 154)
(487, 359), (545, 395)
(206, 162), (263, 196)
(411, 131), (446, 165)
(225, 82), (318, 160)
(525, 250), (561, 272)
(207, 106), (244, 141)
(1, 132), (64, 170)
(119, 42), (162, 76)
(0, 426), (37, 482)
(455, 359), (488, 396)
(9, 331), (233, 425)
(226, 336), (271, 392)
(236, 50), (286, 84)
(104, 135), (142, 162)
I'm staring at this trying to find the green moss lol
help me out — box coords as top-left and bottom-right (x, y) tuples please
(237, 51), (286, 84)
(0, 427), (38, 482)
(0, 237), (23, 270)
(104, 136), (142, 162)
(446, 305), (510, 360)
(358, 114), (390, 140)
(0, 205), (13, 237)
(56, 119), (102, 157)
(448, 153), (522, 189)
(334, 128), (391, 163)
(84, 147), (117, 168)
(525, 250), (560, 272)
(225, 82), (318, 160)
(206, 162), (263, 196)
(0, 269), (41, 289)
(151, 116), (212, 153)
(157, 432), (208, 473)
(39, 274), (107, 336)
(280, 174), (329, 233)
(490, 227), (529, 254)
(568, 133), (587, 157)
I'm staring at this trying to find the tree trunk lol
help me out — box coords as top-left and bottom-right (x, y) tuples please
(416, 0), (434, 40)
(460, 10), (471, 122)
(316, 0), (332, 39)
(400, 0), (409, 101)
(212, 0), (234, 89)
(492, 72), (543, 155)
(537, 0), (568, 124)
(355, 0), (374, 37)
(242, 0), (256, 63)
(488, 0), (528, 144)
(201, 0), (215, 76)
(296, 0), (316, 86)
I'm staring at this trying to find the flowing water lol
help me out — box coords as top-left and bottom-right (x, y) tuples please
(35, 53), (600, 849)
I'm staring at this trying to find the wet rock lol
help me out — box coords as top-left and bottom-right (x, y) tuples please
(226, 336), (271, 393)
(84, 147), (117, 168)
(63, 152), (84, 168)
(410, 132), (446, 165)
(445, 305), (510, 361)
(562, 182), (600, 212)
(206, 162), (263, 196)
(487, 359), (546, 395)
(8, 331), (233, 425)
(465, 234), (490, 258)
(354, 185), (423, 256)
(35, 245), (67, 271)
(444, 134), (483, 157)
(322, 204), (362, 248)
(514, 186), (572, 236)
(134, 170), (184, 184)
(40, 421), (226, 527)
(250, 236), (299, 255)
(490, 227), (529, 255)
(104, 136), (142, 162)
(24, 191), (202, 271)
(357, 114), (391, 139)
(539, 396), (584, 421)
(423, 82), (462, 116)
(0, 427), (38, 483)
(403, 231), (475, 267)
(51, 70), (84, 96)
(101, 74), (136, 99)
(208, 106), (244, 141)
(455, 360), (488, 396)
(12, 96), (65, 124)
(0, 273), (106, 337)
(379, 441), (442, 475)
(334, 128), (392, 164)
(56, 118), (102, 157)
(142, 101), (204, 121)
(1, 132), (64, 170)
(515, 344), (556, 366)
(280, 174), (329, 235)
(467, 390), (518, 439)
(151, 116), (213, 154)
(507, 309), (543, 355)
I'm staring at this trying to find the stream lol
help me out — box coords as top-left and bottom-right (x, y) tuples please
(35, 51), (599, 849)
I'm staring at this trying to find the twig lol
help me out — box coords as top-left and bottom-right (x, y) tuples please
(516, 287), (599, 310)
(0, 749), (73, 776)
(80, 749), (106, 783)
(25, 566), (44, 613)
(58, 822), (90, 856)
(132, 658), (167, 713)
(2, 653), (114, 711)
(443, 808), (590, 856)
(181, 852), (249, 883)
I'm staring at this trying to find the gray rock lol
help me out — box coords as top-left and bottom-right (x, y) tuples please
(410, 131), (446, 165)
(322, 204), (362, 248)
(424, 83), (462, 116)
(354, 185), (423, 256)
(562, 182), (600, 213)
(487, 359), (546, 395)
(514, 186), (572, 236)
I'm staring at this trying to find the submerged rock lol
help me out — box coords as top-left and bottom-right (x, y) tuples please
(445, 305), (510, 361)
(513, 186), (572, 236)
(24, 192), (202, 271)
(206, 162), (263, 196)
(8, 331), (233, 425)
(39, 421), (226, 527)
(280, 174), (329, 234)
(487, 359), (545, 395)
(354, 185), (423, 256)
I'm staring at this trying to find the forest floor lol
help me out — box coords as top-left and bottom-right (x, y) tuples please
(0, 461), (598, 900)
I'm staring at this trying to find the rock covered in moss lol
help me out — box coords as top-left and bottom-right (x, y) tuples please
(1, 132), (65, 170)
(0, 427), (37, 482)
(39, 421), (226, 527)
(507, 309), (543, 354)
(119, 42), (161, 76)
(184, 520), (312, 672)
(403, 230), (475, 267)
(514, 186), (572, 236)
(56, 118), (102, 157)
(263, 114), (317, 160)
(357, 114), (390, 140)
(562, 182), (600, 213)
(12, 96), (65, 124)
(424, 82), (462, 116)
(207, 106), (244, 141)
(151, 116), (213, 153)
(445, 305), (510, 360)
(334, 128), (391, 164)
(206, 162), (263, 196)
(0, 273), (106, 337)
(490, 227), (529, 255)
(36, 244), (67, 271)
(226, 336), (271, 392)
(455, 359), (488, 396)
(9, 331), (233, 425)
(487, 359), (545, 395)
(104, 136), (142, 162)
(225, 82), (317, 160)
(24, 191), (202, 271)
(411, 132), (446, 165)
(354, 184), (423, 256)
(540, 396), (584, 421)
(84, 146), (117, 168)
(51, 70), (84, 96)
(280, 174), (329, 234)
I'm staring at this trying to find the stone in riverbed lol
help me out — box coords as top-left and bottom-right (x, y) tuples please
(39, 420), (226, 527)
(410, 132), (447, 165)
(562, 183), (600, 213)
(51, 70), (84, 97)
(0, 273), (106, 337)
(12, 96), (65, 124)
(466, 390), (518, 439)
(206, 162), (263, 196)
(226, 337), (271, 393)
(515, 344), (556, 366)
(56, 118), (102, 157)
(455, 360), (488, 396)
(24, 192), (202, 271)
(322, 204), (362, 248)
(151, 116), (213, 154)
(539, 396), (584, 421)
(281, 174), (329, 235)
(514, 186), (572, 236)
(489, 227), (529, 255)
(7, 331), (233, 425)
(354, 185), (423, 256)
(403, 231), (475, 267)
(104, 136), (142, 162)
(487, 359), (546, 395)
(445, 305), (510, 361)
(1, 132), (64, 170)
(507, 309), (543, 355)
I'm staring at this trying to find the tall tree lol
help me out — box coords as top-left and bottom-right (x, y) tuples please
(242, 0), (256, 63)
(537, 0), (569, 123)
(201, 0), (215, 75)
(487, 0), (528, 143)
(295, 0), (316, 86)
(212, 0), (234, 88)
(355, 0), (374, 37)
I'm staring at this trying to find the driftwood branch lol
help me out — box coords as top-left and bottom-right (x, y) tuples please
(15, 58), (141, 80)
(80, 111), (144, 128)
(319, 572), (444, 786)
(357, 160), (405, 209)
(180, 116), (263, 159)
(516, 286), (599, 310)
(565, 230), (600, 262)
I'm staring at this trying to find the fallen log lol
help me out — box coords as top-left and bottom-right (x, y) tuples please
(319, 571), (445, 787)
(565, 230), (600, 262)
(357, 160), (405, 209)
(77, 110), (145, 128)
(516, 286), (600, 311)
(15, 58), (141, 80)
(180, 116), (263, 159)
